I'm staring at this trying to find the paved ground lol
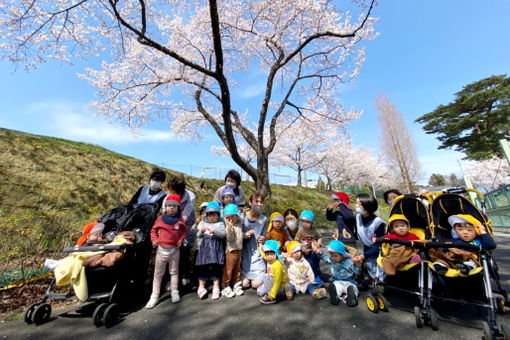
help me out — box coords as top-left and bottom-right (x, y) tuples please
(2, 232), (510, 340)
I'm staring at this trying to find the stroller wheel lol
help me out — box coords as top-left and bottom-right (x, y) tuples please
(24, 303), (41, 324)
(501, 324), (510, 340)
(429, 309), (439, 331)
(374, 294), (389, 312)
(482, 321), (495, 340)
(92, 303), (109, 327)
(495, 294), (507, 315)
(366, 295), (379, 313)
(32, 303), (51, 325)
(414, 306), (423, 328)
(103, 303), (119, 328)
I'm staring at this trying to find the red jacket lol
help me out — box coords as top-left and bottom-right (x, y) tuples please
(385, 231), (420, 241)
(150, 216), (187, 248)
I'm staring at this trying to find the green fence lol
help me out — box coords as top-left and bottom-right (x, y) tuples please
(477, 185), (510, 229)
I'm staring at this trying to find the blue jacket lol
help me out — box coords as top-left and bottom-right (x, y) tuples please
(320, 253), (360, 284)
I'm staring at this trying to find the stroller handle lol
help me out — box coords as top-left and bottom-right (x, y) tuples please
(375, 237), (426, 249)
(423, 241), (481, 252)
(62, 244), (128, 253)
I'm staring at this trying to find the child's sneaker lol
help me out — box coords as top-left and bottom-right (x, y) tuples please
(259, 294), (276, 305)
(463, 260), (477, 273)
(284, 284), (294, 300)
(312, 288), (327, 300)
(328, 284), (340, 305)
(171, 290), (180, 303)
(212, 287), (221, 300)
(346, 285), (358, 307)
(222, 286), (235, 298)
(197, 287), (207, 299)
(145, 294), (159, 309)
(433, 262), (449, 275)
(233, 281), (244, 296)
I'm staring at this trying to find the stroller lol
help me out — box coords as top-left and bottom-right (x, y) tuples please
(423, 187), (509, 338)
(366, 194), (433, 316)
(23, 203), (158, 327)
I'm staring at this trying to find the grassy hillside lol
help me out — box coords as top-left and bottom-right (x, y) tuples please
(1, 128), (382, 266)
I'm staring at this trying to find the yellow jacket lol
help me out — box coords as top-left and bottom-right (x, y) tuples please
(259, 246), (287, 299)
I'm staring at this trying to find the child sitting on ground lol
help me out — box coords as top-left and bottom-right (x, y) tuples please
(380, 214), (422, 275)
(301, 240), (324, 288)
(221, 204), (244, 298)
(146, 195), (187, 308)
(312, 240), (360, 307)
(294, 210), (322, 246)
(431, 214), (496, 275)
(257, 240), (290, 305)
(266, 213), (290, 253)
(284, 241), (326, 299)
(195, 201), (226, 300)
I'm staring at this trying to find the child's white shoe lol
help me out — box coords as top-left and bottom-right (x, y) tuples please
(212, 287), (221, 300)
(312, 287), (327, 300)
(222, 286), (235, 298)
(171, 290), (180, 303)
(145, 294), (159, 309)
(233, 281), (244, 296)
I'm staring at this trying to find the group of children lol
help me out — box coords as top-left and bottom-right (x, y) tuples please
(145, 187), (497, 310)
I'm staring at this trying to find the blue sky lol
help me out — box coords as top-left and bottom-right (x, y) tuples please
(1, 1), (509, 186)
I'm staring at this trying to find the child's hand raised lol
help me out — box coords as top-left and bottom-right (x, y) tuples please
(311, 241), (321, 253)
(332, 232), (338, 240)
(257, 235), (265, 244)
(282, 252), (290, 259)
(478, 224), (487, 234)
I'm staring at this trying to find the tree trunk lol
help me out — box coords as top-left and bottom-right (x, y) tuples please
(297, 166), (302, 187)
(252, 154), (272, 197)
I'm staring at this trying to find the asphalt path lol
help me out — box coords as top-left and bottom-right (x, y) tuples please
(2, 232), (510, 340)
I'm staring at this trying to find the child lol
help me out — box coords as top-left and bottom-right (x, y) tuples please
(195, 201), (226, 300)
(313, 240), (360, 307)
(327, 192), (357, 257)
(266, 213), (290, 253)
(294, 210), (322, 246)
(432, 214), (496, 275)
(76, 222), (105, 246)
(301, 240), (324, 287)
(380, 214), (422, 276)
(221, 187), (236, 210)
(146, 195), (187, 308)
(222, 204), (244, 298)
(284, 241), (326, 299)
(257, 240), (289, 305)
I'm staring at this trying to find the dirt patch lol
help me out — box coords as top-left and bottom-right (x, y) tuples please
(0, 278), (79, 322)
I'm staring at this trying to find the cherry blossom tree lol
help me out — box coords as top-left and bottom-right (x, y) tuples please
(466, 156), (510, 193)
(0, 0), (378, 196)
(270, 110), (359, 186)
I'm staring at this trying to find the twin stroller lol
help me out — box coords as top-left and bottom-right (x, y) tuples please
(23, 203), (159, 327)
(367, 188), (509, 339)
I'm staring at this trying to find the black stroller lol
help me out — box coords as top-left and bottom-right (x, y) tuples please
(423, 187), (509, 338)
(366, 194), (433, 316)
(23, 203), (158, 327)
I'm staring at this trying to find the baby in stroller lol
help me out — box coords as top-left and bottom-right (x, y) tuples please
(431, 214), (496, 275)
(380, 214), (423, 276)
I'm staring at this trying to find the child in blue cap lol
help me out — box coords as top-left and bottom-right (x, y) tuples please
(312, 240), (360, 307)
(295, 210), (322, 246)
(257, 240), (289, 304)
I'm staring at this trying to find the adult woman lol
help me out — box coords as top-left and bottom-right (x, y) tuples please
(164, 176), (197, 290)
(213, 170), (246, 206)
(283, 208), (299, 240)
(128, 168), (167, 210)
(352, 194), (386, 285)
(240, 192), (268, 289)
(383, 189), (402, 208)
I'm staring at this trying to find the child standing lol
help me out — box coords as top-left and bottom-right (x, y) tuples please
(257, 240), (289, 305)
(146, 195), (187, 309)
(195, 201), (226, 300)
(327, 192), (357, 257)
(222, 204), (244, 298)
(294, 210), (322, 246)
(284, 241), (326, 299)
(313, 240), (360, 307)
(266, 213), (290, 253)
(301, 240), (324, 287)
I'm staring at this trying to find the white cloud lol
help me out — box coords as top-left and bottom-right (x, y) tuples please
(24, 99), (177, 144)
